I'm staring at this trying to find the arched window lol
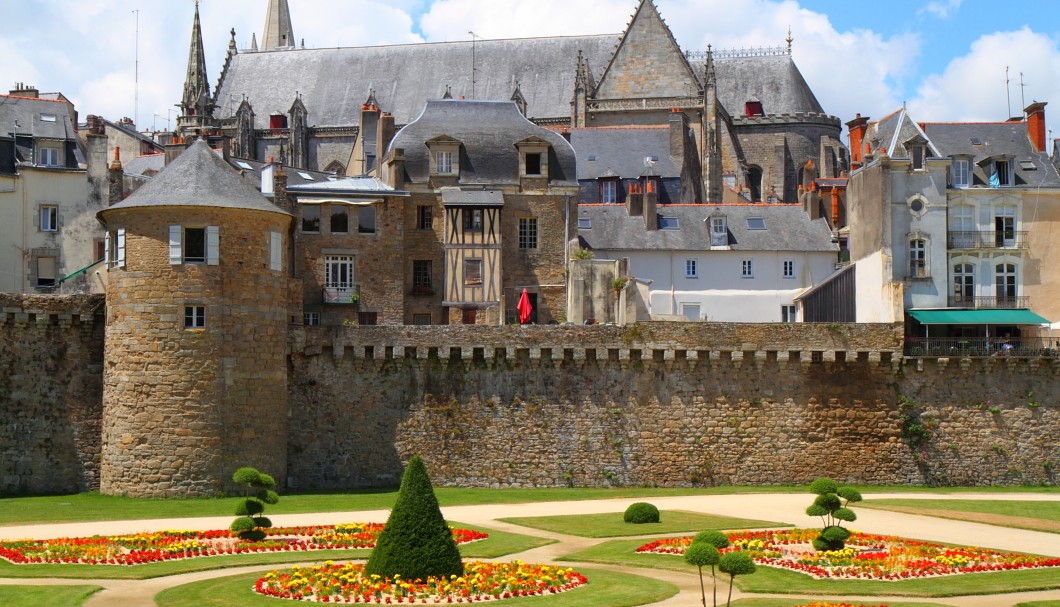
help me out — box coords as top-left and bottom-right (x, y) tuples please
(747, 165), (763, 202)
(324, 160), (346, 177)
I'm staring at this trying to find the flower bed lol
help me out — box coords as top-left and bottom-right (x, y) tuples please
(636, 528), (1060, 580)
(255, 560), (588, 603)
(0, 523), (487, 566)
(794, 603), (889, 607)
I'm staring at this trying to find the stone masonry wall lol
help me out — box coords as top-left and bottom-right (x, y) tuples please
(287, 323), (1058, 489)
(0, 294), (104, 494)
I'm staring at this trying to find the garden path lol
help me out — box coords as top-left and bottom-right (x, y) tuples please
(0, 492), (1056, 607)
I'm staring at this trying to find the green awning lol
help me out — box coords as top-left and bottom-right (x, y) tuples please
(908, 309), (1051, 325)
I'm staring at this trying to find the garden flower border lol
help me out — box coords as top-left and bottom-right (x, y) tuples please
(636, 528), (1060, 581)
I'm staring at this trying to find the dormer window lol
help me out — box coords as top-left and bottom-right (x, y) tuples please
(982, 156), (1014, 187)
(516, 136), (550, 181)
(709, 215), (727, 246)
(525, 153), (541, 175)
(744, 97), (764, 117)
(600, 178), (619, 204)
(911, 144), (924, 170)
(435, 151), (453, 174)
(950, 157), (971, 188)
(426, 135), (461, 177)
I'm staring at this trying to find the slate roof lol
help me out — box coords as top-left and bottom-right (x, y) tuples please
(577, 203), (837, 252)
(390, 99), (577, 184)
(123, 153), (166, 177)
(103, 139), (289, 216)
(707, 54), (826, 117)
(0, 94), (76, 140)
(569, 127), (678, 179)
(867, 108), (942, 158)
(288, 175), (405, 196)
(924, 121), (1060, 187)
(214, 35), (617, 127)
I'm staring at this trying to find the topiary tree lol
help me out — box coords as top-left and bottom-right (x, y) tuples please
(364, 456), (463, 581)
(718, 551), (756, 607)
(690, 529), (729, 607)
(229, 467), (279, 541)
(805, 476), (862, 551)
(684, 542), (720, 607)
(623, 502), (660, 524)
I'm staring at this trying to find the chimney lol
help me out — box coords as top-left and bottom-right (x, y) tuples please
(643, 182), (658, 231)
(376, 112), (396, 163)
(1025, 101), (1047, 153)
(669, 109), (688, 160)
(9, 82), (39, 98)
(385, 147), (406, 190)
(163, 138), (188, 166)
(625, 182), (643, 217)
(273, 163), (291, 213)
(86, 115), (105, 136)
(108, 147), (124, 204)
(846, 113), (870, 168)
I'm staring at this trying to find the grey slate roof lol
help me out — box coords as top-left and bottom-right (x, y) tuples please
(868, 108), (942, 158)
(924, 121), (1060, 187)
(707, 54), (826, 117)
(390, 99), (577, 184)
(214, 35), (617, 127)
(578, 203), (837, 252)
(569, 127), (678, 179)
(123, 154), (166, 177)
(288, 175), (405, 196)
(104, 139), (290, 216)
(0, 94), (76, 140)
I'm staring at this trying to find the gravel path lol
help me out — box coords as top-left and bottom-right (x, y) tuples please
(0, 492), (1056, 606)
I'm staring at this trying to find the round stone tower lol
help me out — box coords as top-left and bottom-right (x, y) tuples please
(97, 139), (292, 497)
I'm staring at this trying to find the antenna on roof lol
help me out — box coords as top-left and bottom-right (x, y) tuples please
(1019, 72), (1027, 111)
(132, 8), (139, 129)
(1005, 66), (1011, 119)
(468, 30), (480, 99)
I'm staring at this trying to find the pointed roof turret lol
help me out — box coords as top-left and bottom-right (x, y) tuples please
(251, 32), (259, 52)
(703, 44), (716, 87)
(177, 1), (215, 135)
(262, 0), (295, 51)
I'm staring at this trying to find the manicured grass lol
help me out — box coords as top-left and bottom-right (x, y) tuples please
(1015, 601), (1060, 607)
(730, 600), (958, 607)
(0, 522), (548, 580)
(1, 485), (1054, 526)
(558, 539), (1060, 597)
(154, 567), (678, 607)
(0, 585), (102, 607)
(500, 510), (787, 537)
(862, 499), (1060, 533)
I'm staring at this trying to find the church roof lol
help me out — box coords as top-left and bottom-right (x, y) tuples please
(389, 99), (577, 184)
(214, 35), (617, 128)
(103, 139), (290, 216)
(568, 127), (679, 179)
(708, 54), (825, 116)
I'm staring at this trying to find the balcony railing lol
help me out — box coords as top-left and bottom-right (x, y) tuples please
(905, 337), (1059, 358)
(322, 284), (360, 305)
(947, 230), (1028, 250)
(947, 295), (1029, 309)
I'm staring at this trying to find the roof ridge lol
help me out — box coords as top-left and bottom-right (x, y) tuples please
(0, 94), (69, 104)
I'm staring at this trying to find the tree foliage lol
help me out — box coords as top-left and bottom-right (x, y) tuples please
(229, 467), (278, 541)
(364, 456), (464, 581)
(623, 502), (660, 524)
(718, 552), (756, 606)
(805, 476), (862, 550)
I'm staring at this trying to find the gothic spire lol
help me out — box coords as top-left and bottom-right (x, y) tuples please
(262, 0), (295, 51)
(177, 1), (214, 135)
(703, 44), (716, 87)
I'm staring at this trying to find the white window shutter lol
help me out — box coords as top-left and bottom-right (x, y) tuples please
(270, 231), (282, 271)
(103, 231), (110, 266)
(206, 226), (220, 265)
(116, 228), (126, 268)
(169, 225), (182, 265)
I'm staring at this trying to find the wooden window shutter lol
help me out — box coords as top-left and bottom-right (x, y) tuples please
(206, 226), (220, 265)
(169, 225), (182, 265)
(116, 228), (126, 268)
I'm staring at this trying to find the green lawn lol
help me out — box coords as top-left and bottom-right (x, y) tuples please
(862, 499), (1060, 532)
(500, 510), (787, 537)
(730, 600), (958, 607)
(1, 485), (1055, 526)
(1015, 601), (1060, 607)
(0, 586), (102, 607)
(154, 567), (679, 607)
(0, 522), (547, 580)
(558, 539), (1060, 597)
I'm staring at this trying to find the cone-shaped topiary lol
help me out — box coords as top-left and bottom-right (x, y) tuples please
(364, 456), (464, 581)
(229, 467), (278, 541)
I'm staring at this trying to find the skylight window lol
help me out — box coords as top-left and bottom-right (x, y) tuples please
(746, 217), (766, 230)
(236, 161), (253, 170)
(658, 216), (679, 230)
(298, 172), (314, 180)
(1019, 160), (1037, 171)
(40, 114), (56, 122)
(577, 217), (592, 229)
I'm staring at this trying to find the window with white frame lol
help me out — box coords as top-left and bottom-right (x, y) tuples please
(953, 263), (974, 304)
(324, 255), (356, 303)
(170, 225), (218, 265)
(184, 305), (206, 329)
(685, 258), (698, 278)
(989, 159), (1013, 187)
(783, 259), (795, 279)
(710, 216), (727, 246)
(104, 228), (126, 268)
(38, 146), (60, 167)
(949, 205), (975, 248)
(950, 158), (970, 188)
(741, 259), (754, 278)
(269, 231), (282, 272)
(39, 206), (58, 232)
(909, 239), (927, 277)
(601, 179), (618, 204)
(435, 151), (454, 175)
(518, 217), (538, 250)
(681, 303), (701, 321)
(781, 304), (797, 322)
(995, 262), (1017, 303)
(994, 206), (1016, 247)
(303, 312), (320, 326)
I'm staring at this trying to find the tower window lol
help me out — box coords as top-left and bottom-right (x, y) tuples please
(184, 305), (206, 329)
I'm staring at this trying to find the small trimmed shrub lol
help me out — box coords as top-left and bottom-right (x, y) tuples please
(684, 542), (721, 607)
(692, 530), (730, 549)
(805, 476), (862, 551)
(364, 456), (464, 581)
(623, 502), (660, 524)
(229, 467), (279, 541)
(718, 551), (756, 606)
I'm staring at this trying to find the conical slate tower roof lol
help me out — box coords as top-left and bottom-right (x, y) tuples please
(103, 139), (290, 216)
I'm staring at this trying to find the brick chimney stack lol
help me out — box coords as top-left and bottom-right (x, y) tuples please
(376, 112), (396, 165)
(846, 114), (870, 169)
(273, 163), (291, 214)
(108, 147), (124, 204)
(1025, 101), (1047, 153)
(9, 82), (39, 98)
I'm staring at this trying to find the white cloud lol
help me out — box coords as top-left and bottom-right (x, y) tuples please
(908, 27), (1060, 123)
(918, 0), (963, 19)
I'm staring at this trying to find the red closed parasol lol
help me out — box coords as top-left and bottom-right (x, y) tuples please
(517, 288), (533, 324)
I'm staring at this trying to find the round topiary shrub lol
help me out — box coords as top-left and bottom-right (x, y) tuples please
(623, 502), (660, 524)
(692, 529), (730, 549)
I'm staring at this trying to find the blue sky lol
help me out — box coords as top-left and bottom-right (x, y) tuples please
(3, 0), (1059, 143)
